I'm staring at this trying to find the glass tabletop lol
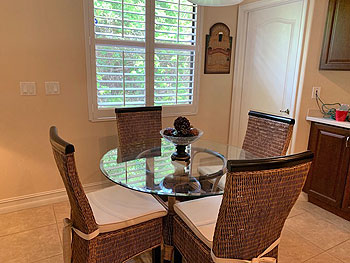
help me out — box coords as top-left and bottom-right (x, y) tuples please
(100, 138), (258, 197)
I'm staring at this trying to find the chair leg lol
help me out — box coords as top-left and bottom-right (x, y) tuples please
(152, 246), (161, 263)
(174, 247), (182, 263)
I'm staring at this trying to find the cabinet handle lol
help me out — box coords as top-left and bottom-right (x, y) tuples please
(347, 136), (350, 148)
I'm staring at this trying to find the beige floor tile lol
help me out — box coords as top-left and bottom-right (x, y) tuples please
(57, 223), (63, 246)
(0, 205), (56, 237)
(3, 258), (27, 263)
(310, 206), (350, 233)
(34, 254), (63, 263)
(298, 192), (308, 202)
(304, 252), (343, 263)
(138, 251), (152, 263)
(53, 202), (70, 224)
(285, 212), (350, 250)
(293, 199), (320, 211)
(278, 227), (323, 263)
(288, 204), (306, 218)
(327, 240), (350, 263)
(0, 224), (62, 263)
(127, 251), (152, 263)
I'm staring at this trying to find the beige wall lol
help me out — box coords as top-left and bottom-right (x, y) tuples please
(0, 0), (116, 200)
(292, 0), (350, 152)
(0, 1), (237, 200)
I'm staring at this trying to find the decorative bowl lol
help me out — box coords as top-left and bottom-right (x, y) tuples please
(160, 128), (203, 161)
(160, 128), (203, 146)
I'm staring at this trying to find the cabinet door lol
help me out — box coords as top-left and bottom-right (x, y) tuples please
(307, 123), (350, 208)
(342, 171), (350, 212)
(320, 0), (350, 70)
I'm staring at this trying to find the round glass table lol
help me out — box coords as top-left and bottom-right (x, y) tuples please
(100, 138), (257, 262)
(100, 138), (257, 198)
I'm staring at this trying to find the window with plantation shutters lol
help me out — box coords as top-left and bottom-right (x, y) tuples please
(85, 0), (201, 120)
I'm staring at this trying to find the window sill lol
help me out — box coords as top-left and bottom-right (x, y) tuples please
(89, 105), (198, 122)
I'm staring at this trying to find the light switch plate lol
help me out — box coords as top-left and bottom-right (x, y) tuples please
(45, 81), (60, 95)
(20, 82), (36, 96)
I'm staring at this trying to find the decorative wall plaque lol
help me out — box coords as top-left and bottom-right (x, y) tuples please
(204, 23), (233, 74)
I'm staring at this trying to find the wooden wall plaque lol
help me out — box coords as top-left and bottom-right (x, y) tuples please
(204, 23), (233, 74)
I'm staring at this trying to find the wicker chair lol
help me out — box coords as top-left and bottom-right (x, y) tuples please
(49, 126), (167, 263)
(199, 111), (295, 190)
(242, 111), (295, 158)
(172, 151), (313, 263)
(115, 106), (162, 146)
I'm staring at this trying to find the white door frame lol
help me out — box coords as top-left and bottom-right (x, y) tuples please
(228, 0), (308, 146)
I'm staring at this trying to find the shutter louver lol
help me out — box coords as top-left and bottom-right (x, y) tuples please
(154, 49), (195, 105)
(155, 0), (197, 45)
(94, 0), (146, 109)
(154, 0), (197, 106)
(94, 0), (146, 41)
(96, 45), (146, 108)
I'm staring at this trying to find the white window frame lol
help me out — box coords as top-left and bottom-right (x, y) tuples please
(83, 0), (203, 122)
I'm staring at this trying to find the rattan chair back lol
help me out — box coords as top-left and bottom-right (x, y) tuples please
(49, 126), (98, 235)
(242, 111), (295, 157)
(115, 106), (162, 146)
(212, 151), (313, 261)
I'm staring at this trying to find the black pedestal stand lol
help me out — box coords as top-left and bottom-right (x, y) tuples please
(171, 145), (190, 162)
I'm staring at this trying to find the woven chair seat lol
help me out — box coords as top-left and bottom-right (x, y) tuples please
(174, 195), (222, 248)
(87, 186), (167, 233)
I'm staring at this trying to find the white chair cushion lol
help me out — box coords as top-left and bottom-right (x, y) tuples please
(197, 165), (222, 175)
(174, 195), (222, 248)
(197, 165), (226, 190)
(217, 174), (226, 189)
(87, 186), (167, 233)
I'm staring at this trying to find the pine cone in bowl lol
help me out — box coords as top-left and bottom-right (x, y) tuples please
(174, 116), (191, 136)
(163, 127), (175, 136)
(190, 128), (199, 136)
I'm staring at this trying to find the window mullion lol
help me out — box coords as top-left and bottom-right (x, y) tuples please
(122, 51), (126, 106)
(176, 54), (179, 104)
(177, 1), (180, 43)
(122, 0), (124, 37)
(145, 0), (155, 106)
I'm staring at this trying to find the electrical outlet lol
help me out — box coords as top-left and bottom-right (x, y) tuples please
(312, 87), (321, 99)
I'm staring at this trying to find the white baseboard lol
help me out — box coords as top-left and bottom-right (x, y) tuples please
(0, 181), (114, 215)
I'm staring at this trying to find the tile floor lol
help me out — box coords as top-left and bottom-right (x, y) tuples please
(0, 193), (349, 263)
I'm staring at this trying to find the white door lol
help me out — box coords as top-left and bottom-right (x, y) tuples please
(230, 0), (307, 146)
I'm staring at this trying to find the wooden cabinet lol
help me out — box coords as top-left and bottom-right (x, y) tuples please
(343, 177), (350, 212)
(320, 0), (350, 70)
(305, 122), (350, 220)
